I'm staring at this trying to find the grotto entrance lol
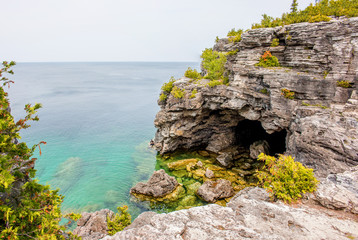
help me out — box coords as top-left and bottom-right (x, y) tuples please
(235, 119), (287, 156)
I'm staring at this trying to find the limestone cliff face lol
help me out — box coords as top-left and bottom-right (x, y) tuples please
(153, 17), (358, 177)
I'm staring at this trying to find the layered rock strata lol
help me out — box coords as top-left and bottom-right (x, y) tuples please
(154, 17), (358, 177)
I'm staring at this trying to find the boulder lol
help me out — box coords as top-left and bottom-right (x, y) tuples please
(249, 140), (270, 159)
(73, 209), (113, 240)
(216, 152), (233, 168)
(205, 168), (215, 179)
(196, 179), (234, 203)
(130, 169), (178, 198)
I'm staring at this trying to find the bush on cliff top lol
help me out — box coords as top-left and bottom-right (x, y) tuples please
(201, 48), (227, 81)
(256, 153), (318, 203)
(252, 0), (358, 29)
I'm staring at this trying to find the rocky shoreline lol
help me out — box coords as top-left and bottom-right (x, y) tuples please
(74, 17), (358, 239)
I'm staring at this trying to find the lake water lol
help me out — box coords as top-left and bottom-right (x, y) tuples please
(7, 62), (199, 217)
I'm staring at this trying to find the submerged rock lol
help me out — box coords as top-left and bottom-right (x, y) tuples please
(196, 179), (234, 203)
(130, 169), (179, 198)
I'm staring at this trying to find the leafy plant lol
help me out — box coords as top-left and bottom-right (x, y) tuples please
(0, 61), (78, 239)
(309, 14), (332, 22)
(107, 205), (132, 235)
(271, 38), (280, 47)
(256, 153), (319, 203)
(337, 80), (353, 88)
(201, 48), (228, 80)
(171, 86), (185, 99)
(190, 89), (198, 99)
(215, 36), (220, 43)
(281, 88), (295, 99)
(207, 80), (224, 88)
(184, 67), (202, 80)
(252, 0), (358, 29)
(301, 101), (328, 109)
(227, 49), (239, 56)
(161, 77), (176, 93)
(260, 88), (269, 94)
(323, 70), (329, 79)
(255, 51), (280, 67)
(159, 93), (168, 102)
(227, 28), (243, 43)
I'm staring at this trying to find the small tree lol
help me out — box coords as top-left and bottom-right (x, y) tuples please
(291, 0), (298, 13)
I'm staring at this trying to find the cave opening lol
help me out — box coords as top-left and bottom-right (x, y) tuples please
(235, 119), (287, 156)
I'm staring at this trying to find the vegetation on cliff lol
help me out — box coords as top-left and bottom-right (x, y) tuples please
(252, 0), (358, 29)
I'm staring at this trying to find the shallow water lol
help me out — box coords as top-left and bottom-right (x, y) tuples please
(7, 62), (199, 217)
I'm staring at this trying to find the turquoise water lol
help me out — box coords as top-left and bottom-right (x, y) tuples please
(7, 62), (199, 217)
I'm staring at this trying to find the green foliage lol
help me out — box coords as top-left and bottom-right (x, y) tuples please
(323, 70), (329, 79)
(255, 51), (280, 67)
(161, 76), (176, 93)
(252, 0), (358, 29)
(227, 28), (243, 43)
(215, 36), (220, 43)
(207, 80), (224, 88)
(159, 93), (167, 102)
(291, 0), (298, 13)
(190, 89), (198, 99)
(201, 48), (227, 80)
(227, 49), (239, 56)
(184, 67), (202, 80)
(260, 88), (269, 94)
(337, 80), (353, 88)
(302, 101), (329, 109)
(107, 205), (132, 235)
(309, 14), (332, 22)
(0, 61), (78, 239)
(271, 38), (280, 47)
(281, 88), (295, 99)
(256, 153), (319, 203)
(171, 86), (185, 99)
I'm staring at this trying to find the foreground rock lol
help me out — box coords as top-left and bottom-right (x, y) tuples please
(196, 179), (234, 203)
(130, 169), (179, 198)
(153, 17), (358, 177)
(312, 166), (358, 214)
(104, 187), (358, 240)
(73, 209), (114, 240)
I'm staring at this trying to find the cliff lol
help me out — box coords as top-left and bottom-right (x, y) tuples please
(153, 17), (358, 177)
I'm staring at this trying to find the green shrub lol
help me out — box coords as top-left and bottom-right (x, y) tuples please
(185, 67), (202, 80)
(201, 48), (227, 80)
(256, 153), (319, 203)
(227, 49), (239, 56)
(337, 80), (353, 88)
(107, 205), (132, 235)
(227, 28), (243, 43)
(0, 61), (80, 239)
(159, 93), (167, 101)
(207, 80), (224, 88)
(255, 51), (280, 67)
(271, 38), (280, 47)
(215, 36), (220, 43)
(309, 14), (332, 22)
(281, 88), (295, 99)
(161, 77), (176, 93)
(251, 0), (358, 29)
(190, 89), (198, 99)
(260, 88), (269, 94)
(171, 86), (185, 99)
(301, 101), (329, 109)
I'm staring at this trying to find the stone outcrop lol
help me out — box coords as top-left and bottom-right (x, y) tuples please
(130, 169), (179, 198)
(311, 165), (358, 214)
(249, 140), (270, 159)
(103, 187), (358, 240)
(73, 209), (114, 240)
(196, 179), (234, 203)
(153, 17), (358, 177)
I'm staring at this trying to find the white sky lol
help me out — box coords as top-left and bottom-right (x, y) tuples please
(0, 0), (314, 62)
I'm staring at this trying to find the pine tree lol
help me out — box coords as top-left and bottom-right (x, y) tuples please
(291, 0), (298, 13)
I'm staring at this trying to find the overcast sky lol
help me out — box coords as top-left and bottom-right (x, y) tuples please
(1, 0), (314, 62)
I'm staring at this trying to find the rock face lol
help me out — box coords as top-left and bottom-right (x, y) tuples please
(249, 140), (270, 159)
(196, 179), (234, 203)
(130, 169), (179, 198)
(73, 209), (114, 240)
(104, 187), (358, 240)
(312, 165), (358, 214)
(153, 18), (358, 177)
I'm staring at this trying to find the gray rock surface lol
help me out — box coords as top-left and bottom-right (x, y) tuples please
(196, 179), (234, 203)
(216, 152), (233, 167)
(312, 166), (358, 214)
(130, 169), (179, 198)
(153, 18), (358, 177)
(73, 209), (113, 240)
(249, 140), (270, 159)
(104, 187), (358, 240)
(205, 168), (214, 178)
